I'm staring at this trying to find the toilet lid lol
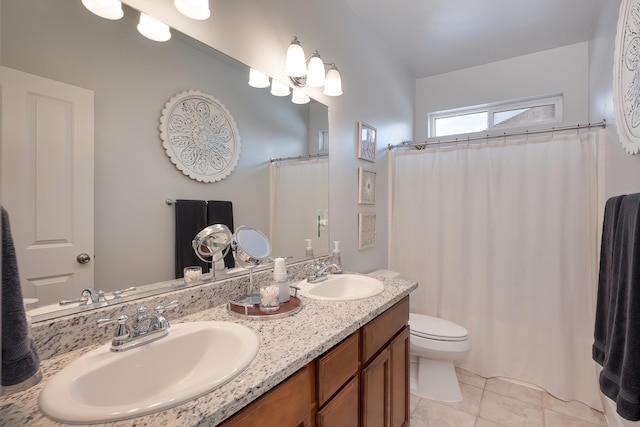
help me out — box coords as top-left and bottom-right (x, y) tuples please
(409, 313), (468, 341)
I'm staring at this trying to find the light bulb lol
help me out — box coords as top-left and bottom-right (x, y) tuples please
(323, 65), (343, 96)
(292, 90), (310, 104)
(270, 80), (291, 97)
(137, 13), (172, 42)
(248, 68), (270, 88)
(285, 37), (307, 78)
(174, 0), (210, 20)
(81, 0), (123, 20)
(306, 53), (326, 87)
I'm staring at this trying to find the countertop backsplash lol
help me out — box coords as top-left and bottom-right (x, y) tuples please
(30, 257), (326, 360)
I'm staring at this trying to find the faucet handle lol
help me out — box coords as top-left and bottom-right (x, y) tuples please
(153, 300), (179, 330)
(59, 297), (88, 306)
(97, 314), (129, 326)
(112, 286), (137, 298)
(97, 290), (107, 302)
(153, 300), (179, 315)
(97, 315), (130, 342)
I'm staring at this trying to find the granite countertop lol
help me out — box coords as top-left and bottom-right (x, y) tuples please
(0, 275), (416, 426)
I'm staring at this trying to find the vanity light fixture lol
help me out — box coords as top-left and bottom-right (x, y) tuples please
(81, 0), (124, 20)
(174, 0), (210, 20)
(137, 13), (172, 42)
(248, 68), (270, 88)
(285, 36), (343, 96)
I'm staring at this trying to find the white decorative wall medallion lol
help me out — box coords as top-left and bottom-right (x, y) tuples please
(615, 0), (640, 154)
(160, 90), (241, 182)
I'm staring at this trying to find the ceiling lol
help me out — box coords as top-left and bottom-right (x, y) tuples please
(342, 0), (605, 79)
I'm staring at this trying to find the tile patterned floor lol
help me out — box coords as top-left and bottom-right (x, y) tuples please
(410, 368), (607, 427)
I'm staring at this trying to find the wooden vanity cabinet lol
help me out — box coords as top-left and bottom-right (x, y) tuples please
(219, 296), (409, 427)
(219, 365), (313, 427)
(361, 297), (410, 427)
(316, 332), (360, 426)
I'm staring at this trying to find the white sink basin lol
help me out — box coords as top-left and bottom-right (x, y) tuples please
(296, 273), (385, 301)
(39, 321), (259, 424)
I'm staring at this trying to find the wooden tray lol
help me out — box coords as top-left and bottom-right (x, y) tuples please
(227, 296), (302, 320)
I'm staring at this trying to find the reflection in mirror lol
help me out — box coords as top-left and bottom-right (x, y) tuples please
(192, 224), (233, 280)
(1, 0), (329, 320)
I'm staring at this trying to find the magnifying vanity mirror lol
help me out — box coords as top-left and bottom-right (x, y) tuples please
(231, 226), (273, 305)
(1, 0), (330, 321)
(192, 224), (234, 279)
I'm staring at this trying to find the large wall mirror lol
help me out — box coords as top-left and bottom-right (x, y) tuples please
(0, 0), (329, 320)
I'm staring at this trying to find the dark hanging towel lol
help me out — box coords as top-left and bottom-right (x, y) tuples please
(2, 207), (41, 388)
(593, 193), (640, 421)
(206, 200), (235, 269)
(174, 199), (208, 278)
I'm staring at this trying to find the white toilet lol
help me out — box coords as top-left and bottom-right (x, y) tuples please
(368, 269), (471, 402)
(409, 313), (470, 402)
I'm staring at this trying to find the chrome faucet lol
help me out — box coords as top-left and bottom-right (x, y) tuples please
(97, 300), (179, 352)
(59, 288), (107, 306)
(307, 261), (342, 283)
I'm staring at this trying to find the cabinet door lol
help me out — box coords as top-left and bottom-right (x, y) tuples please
(361, 347), (390, 427)
(221, 367), (310, 427)
(390, 327), (410, 427)
(316, 376), (359, 427)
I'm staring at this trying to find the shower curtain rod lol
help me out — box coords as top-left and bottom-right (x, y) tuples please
(388, 120), (607, 150)
(269, 153), (328, 163)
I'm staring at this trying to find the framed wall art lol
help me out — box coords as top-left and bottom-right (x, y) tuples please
(358, 167), (376, 205)
(357, 121), (376, 162)
(358, 212), (376, 250)
(160, 90), (241, 182)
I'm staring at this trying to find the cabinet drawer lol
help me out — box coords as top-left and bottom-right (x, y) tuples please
(316, 376), (359, 427)
(361, 297), (409, 364)
(317, 332), (359, 407)
(220, 366), (310, 427)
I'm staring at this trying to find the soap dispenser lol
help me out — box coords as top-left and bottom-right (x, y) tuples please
(272, 257), (290, 303)
(305, 239), (314, 257)
(332, 241), (342, 273)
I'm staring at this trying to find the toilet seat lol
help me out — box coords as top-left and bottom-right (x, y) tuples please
(409, 313), (468, 342)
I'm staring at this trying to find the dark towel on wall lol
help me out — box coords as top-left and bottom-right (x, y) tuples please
(174, 200), (208, 278)
(593, 193), (640, 421)
(206, 200), (235, 269)
(1, 207), (40, 387)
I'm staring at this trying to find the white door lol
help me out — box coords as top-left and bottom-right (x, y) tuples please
(0, 66), (94, 305)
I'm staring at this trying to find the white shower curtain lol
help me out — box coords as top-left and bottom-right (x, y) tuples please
(270, 157), (329, 259)
(389, 132), (602, 409)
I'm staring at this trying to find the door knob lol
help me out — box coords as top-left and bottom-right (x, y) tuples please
(77, 253), (91, 264)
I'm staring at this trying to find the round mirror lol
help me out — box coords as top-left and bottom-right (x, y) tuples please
(192, 224), (233, 273)
(232, 226), (272, 269)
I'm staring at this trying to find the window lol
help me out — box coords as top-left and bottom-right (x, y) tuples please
(428, 95), (563, 138)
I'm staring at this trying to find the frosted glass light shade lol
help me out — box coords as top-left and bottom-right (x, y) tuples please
(285, 37), (307, 78)
(292, 90), (310, 105)
(81, 0), (124, 20)
(270, 80), (291, 97)
(174, 0), (210, 20)
(248, 68), (270, 88)
(323, 65), (343, 96)
(306, 53), (326, 87)
(137, 13), (171, 42)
